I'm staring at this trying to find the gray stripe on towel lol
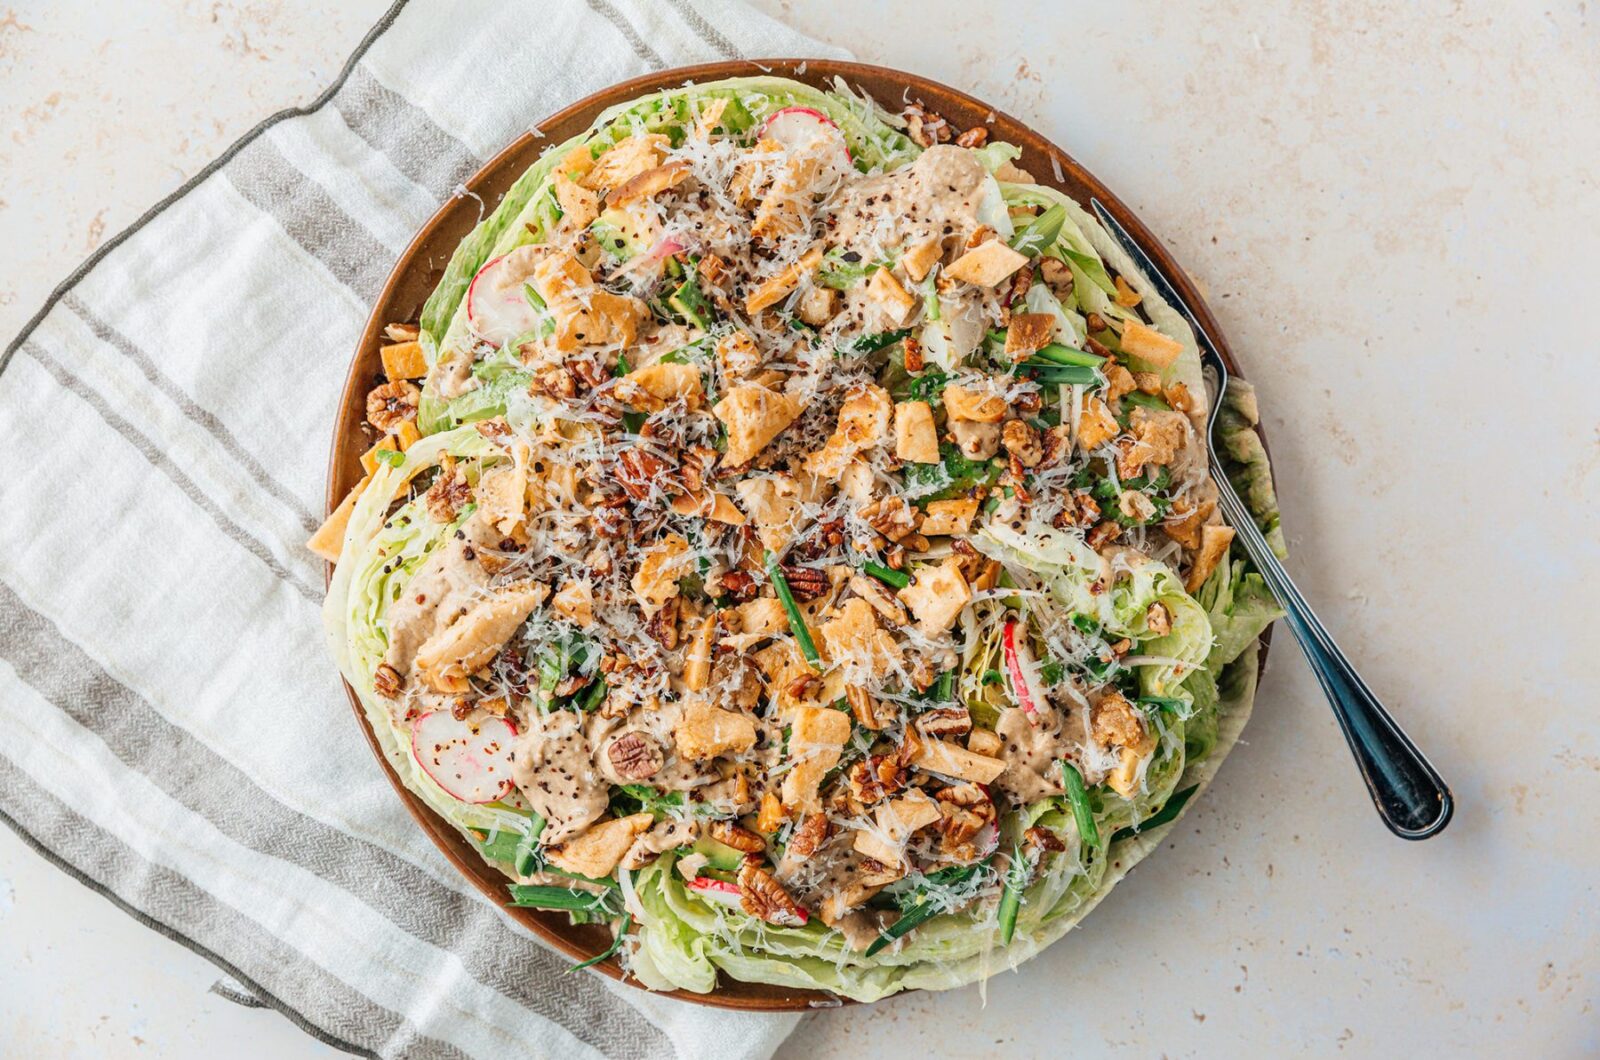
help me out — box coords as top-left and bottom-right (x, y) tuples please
(21, 342), (325, 604)
(61, 293), (322, 535)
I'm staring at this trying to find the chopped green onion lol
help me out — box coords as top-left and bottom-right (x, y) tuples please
(614, 353), (630, 377)
(373, 447), (405, 469)
(1023, 363), (1099, 386)
(567, 913), (632, 973)
(765, 551), (820, 669)
(522, 282), (546, 310)
(1010, 204), (1066, 258)
(996, 843), (1027, 945)
(934, 669), (954, 703)
(862, 561), (909, 589)
(837, 328), (910, 357)
(1110, 785), (1198, 843)
(507, 884), (618, 912)
(864, 865), (981, 956)
(1122, 391), (1172, 412)
(1030, 343), (1105, 368)
(1058, 760), (1101, 850)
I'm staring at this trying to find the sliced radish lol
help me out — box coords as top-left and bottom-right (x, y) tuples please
(1003, 618), (1049, 724)
(758, 106), (853, 179)
(465, 246), (544, 345)
(646, 236), (686, 263)
(411, 711), (518, 804)
(686, 876), (745, 910)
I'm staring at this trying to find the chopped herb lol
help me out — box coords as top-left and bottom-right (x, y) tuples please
(765, 551), (821, 668)
(373, 448), (406, 468)
(1058, 760), (1101, 850)
(838, 328), (910, 358)
(865, 864), (984, 956)
(567, 913), (632, 973)
(996, 842), (1027, 944)
(507, 884), (621, 914)
(863, 561), (910, 589)
(1110, 785), (1198, 843)
(1010, 204), (1065, 258)
(1122, 390), (1172, 412)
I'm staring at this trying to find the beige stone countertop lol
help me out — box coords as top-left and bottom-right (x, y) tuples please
(2, 1), (1595, 1056)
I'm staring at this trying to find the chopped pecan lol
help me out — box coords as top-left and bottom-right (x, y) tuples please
(737, 860), (807, 925)
(529, 365), (577, 400)
(373, 663), (403, 699)
(647, 596), (681, 649)
(591, 505), (629, 538)
(1040, 425), (1072, 468)
(698, 253), (731, 290)
(384, 322), (420, 343)
(902, 101), (952, 148)
(479, 696), (510, 717)
(718, 569), (759, 603)
(709, 819), (766, 854)
(1025, 826), (1068, 853)
(786, 812), (831, 861)
(607, 732), (664, 780)
(954, 125), (989, 148)
(1039, 256), (1074, 299)
(551, 674), (589, 698)
(915, 705), (973, 738)
(616, 448), (673, 502)
(1146, 602), (1172, 636)
(423, 457), (472, 522)
(1002, 420), (1043, 468)
(860, 497), (921, 544)
(1086, 521), (1122, 550)
(366, 380), (420, 432)
(786, 672), (820, 700)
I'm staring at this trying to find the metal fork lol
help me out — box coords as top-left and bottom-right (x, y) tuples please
(1090, 199), (1453, 839)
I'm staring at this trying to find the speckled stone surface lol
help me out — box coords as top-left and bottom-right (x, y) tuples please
(2, 1), (1596, 1056)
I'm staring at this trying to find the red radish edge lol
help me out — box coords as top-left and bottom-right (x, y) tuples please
(464, 253), (505, 327)
(1003, 619), (1044, 721)
(410, 711), (519, 804)
(757, 105), (854, 163)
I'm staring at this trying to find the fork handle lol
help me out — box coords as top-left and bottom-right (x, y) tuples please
(1209, 461), (1454, 839)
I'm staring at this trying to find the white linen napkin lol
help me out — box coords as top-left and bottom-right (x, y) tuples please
(0, 1), (845, 1056)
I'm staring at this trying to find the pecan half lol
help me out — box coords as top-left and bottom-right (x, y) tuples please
(709, 819), (766, 854)
(779, 562), (829, 602)
(737, 861), (807, 925)
(915, 705), (972, 739)
(366, 380), (420, 432)
(717, 569), (759, 603)
(786, 812), (831, 861)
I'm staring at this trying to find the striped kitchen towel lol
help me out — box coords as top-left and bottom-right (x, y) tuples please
(0, 1), (845, 1057)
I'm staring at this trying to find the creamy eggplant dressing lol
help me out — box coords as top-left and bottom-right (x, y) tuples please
(318, 77), (1280, 999)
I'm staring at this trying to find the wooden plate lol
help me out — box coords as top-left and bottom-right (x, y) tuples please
(325, 59), (1266, 1011)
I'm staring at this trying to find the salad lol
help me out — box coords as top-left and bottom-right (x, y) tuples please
(312, 75), (1283, 1001)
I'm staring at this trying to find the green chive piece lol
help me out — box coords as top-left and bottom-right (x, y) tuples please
(507, 884), (617, 912)
(1122, 390), (1172, 412)
(1058, 760), (1101, 850)
(373, 448), (405, 468)
(863, 561), (910, 589)
(765, 550), (821, 668)
(1010, 204), (1066, 258)
(996, 843), (1027, 945)
(864, 864), (980, 956)
(1023, 363), (1099, 386)
(567, 913), (632, 973)
(1030, 343), (1105, 368)
(614, 353), (630, 377)
(1110, 785), (1198, 843)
